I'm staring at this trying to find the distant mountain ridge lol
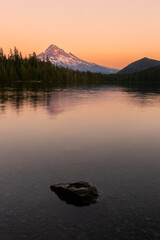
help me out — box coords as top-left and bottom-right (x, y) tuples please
(118, 57), (160, 74)
(37, 44), (119, 74)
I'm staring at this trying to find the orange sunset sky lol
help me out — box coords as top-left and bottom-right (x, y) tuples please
(1, 0), (160, 69)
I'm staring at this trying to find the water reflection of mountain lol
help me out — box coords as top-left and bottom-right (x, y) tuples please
(1, 83), (160, 115)
(0, 87), (99, 116)
(46, 91), (78, 115)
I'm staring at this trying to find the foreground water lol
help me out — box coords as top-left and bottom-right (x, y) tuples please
(0, 83), (160, 240)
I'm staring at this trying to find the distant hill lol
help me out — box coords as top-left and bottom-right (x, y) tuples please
(118, 57), (160, 74)
(37, 44), (119, 74)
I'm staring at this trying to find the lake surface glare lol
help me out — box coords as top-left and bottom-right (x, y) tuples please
(0, 84), (160, 240)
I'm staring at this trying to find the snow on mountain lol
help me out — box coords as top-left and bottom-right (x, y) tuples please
(37, 44), (118, 74)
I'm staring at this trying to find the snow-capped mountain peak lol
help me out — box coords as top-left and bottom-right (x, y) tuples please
(37, 44), (118, 74)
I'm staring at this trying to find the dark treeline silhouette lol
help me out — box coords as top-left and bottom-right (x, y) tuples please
(0, 47), (108, 84)
(0, 47), (160, 85)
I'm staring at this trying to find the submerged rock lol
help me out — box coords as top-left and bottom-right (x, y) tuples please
(50, 181), (99, 206)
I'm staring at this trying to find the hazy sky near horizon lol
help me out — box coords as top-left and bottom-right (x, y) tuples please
(1, 0), (160, 69)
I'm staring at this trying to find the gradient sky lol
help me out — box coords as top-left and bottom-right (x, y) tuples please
(1, 0), (160, 69)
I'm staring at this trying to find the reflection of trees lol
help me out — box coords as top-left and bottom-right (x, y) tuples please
(0, 81), (98, 115)
(120, 84), (160, 107)
(125, 92), (160, 107)
(104, 81), (160, 107)
(1, 81), (160, 115)
(0, 87), (95, 116)
(0, 90), (52, 114)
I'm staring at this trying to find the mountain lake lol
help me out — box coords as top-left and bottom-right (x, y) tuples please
(0, 82), (160, 240)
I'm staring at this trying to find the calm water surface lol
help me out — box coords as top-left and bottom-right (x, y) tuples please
(0, 84), (160, 240)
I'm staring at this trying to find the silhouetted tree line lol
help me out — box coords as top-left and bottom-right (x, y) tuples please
(0, 47), (160, 84)
(107, 66), (160, 83)
(0, 47), (108, 83)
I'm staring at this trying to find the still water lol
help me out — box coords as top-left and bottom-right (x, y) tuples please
(0, 83), (160, 240)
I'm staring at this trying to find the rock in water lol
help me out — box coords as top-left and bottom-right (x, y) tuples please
(50, 181), (99, 206)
